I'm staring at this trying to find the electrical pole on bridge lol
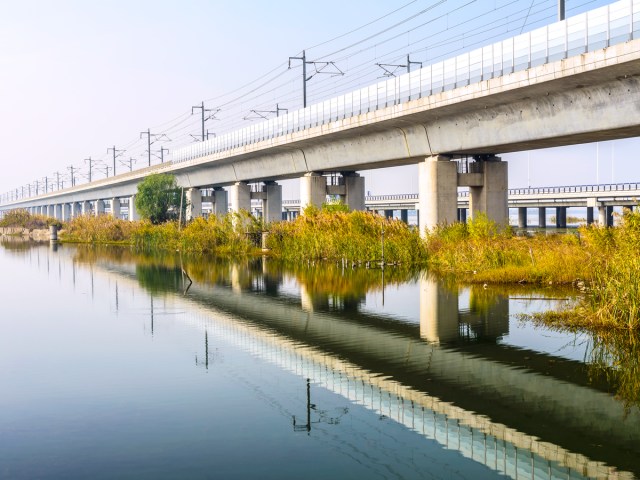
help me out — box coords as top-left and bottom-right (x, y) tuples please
(289, 50), (344, 108)
(558, 0), (565, 20)
(107, 146), (125, 177)
(191, 102), (220, 142)
(84, 157), (95, 183)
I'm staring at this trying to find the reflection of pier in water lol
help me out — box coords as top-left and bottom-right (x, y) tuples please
(52, 249), (639, 479)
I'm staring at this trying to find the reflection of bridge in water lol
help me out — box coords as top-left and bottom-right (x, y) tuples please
(74, 252), (638, 479)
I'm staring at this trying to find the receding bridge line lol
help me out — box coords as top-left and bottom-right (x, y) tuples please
(2, 0), (640, 235)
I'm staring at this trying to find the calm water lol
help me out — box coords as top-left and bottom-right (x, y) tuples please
(1, 241), (639, 479)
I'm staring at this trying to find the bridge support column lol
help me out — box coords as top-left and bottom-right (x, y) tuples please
(538, 207), (546, 228)
(70, 202), (80, 219)
(469, 158), (508, 227)
(606, 206), (614, 227)
(185, 188), (202, 222)
(555, 207), (566, 228)
(229, 182), (251, 213)
(384, 210), (393, 219)
(129, 196), (139, 221)
(400, 210), (409, 224)
(54, 204), (62, 220)
(586, 207), (594, 225)
(419, 275), (459, 344)
(300, 173), (327, 213)
(109, 198), (121, 218)
(81, 201), (90, 216)
(61, 203), (71, 222)
(342, 172), (365, 211)
(598, 206), (606, 226)
(95, 200), (105, 217)
(211, 188), (228, 216)
(418, 155), (457, 235)
(518, 207), (527, 228)
(262, 182), (282, 224)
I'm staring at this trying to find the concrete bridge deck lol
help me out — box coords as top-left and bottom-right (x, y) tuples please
(3, 0), (640, 233)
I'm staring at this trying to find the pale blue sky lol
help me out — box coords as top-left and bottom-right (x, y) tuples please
(1, 0), (636, 200)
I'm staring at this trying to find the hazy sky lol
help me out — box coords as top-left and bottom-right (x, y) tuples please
(1, 0), (637, 200)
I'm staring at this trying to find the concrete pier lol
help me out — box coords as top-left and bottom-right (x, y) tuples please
(211, 188), (228, 216)
(229, 182), (251, 213)
(341, 172), (365, 211)
(598, 206), (606, 226)
(468, 158), (508, 227)
(555, 207), (566, 228)
(129, 196), (139, 221)
(518, 207), (527, 228)
(186, 188), (202, 222)
(300, 173), (327, 212)
(587, 207), (594, 225)
(110, 198), (120, 218)
(400, 210), (409, 224)
(261, 182), (282, 224)
(61, 203), (71, 221)
(538, 207), (546, 228)
(418, 155), (458, 234)
(95, 200), (105, 216)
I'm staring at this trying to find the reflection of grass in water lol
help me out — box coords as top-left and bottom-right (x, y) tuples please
(136, 264), (186, 294)
(527, 312), (640, 410)
(71, 245), (421, 300)
(589, 331), (640, 410)
(275, 261), (419, 298)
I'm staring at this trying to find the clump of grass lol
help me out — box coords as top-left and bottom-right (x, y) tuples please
(424, 213), (591, 284)
(0, 209), (57, 229)
(174, 211), (262, 255)
(62, 215), (139, 243)
(576, 208), (640, 331)
(266, 205), (427, 265)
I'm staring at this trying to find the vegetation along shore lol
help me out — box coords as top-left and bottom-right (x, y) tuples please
(2, 173), (639, 332)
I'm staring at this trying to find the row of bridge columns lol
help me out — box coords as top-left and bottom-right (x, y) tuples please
(29, 196), (139, 222)
(24, 158), (510, 234)
(20, 156), (627, 234)
(517, 205), (615, 228)
(184, 171), (366, 223)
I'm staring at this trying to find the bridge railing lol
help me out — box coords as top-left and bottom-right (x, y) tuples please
(174, 0), (640, 165)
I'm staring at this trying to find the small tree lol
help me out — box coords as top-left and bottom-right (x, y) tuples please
(135, 173), (185, 224)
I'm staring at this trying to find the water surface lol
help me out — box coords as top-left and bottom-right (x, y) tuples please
(1, 242), (638, 479)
